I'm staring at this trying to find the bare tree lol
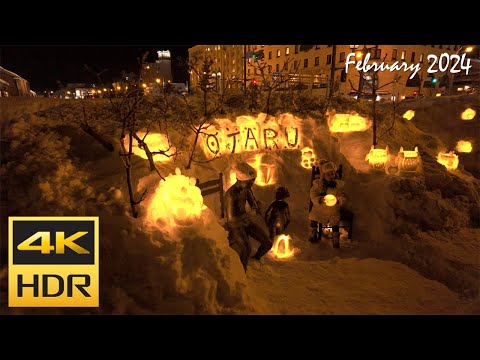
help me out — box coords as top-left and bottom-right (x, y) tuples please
(105, 53), (180, 217)
(183, 57), (232, 169)
(349, 50), (402, 147)
(246, 56), (299, 118)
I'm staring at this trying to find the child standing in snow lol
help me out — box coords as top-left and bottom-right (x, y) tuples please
(308, 161), (345, 248)
(264, 186), (291, 242)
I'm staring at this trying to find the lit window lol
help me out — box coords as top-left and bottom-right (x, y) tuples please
(401, 50), (406, 60)
(286, 47), (290, 55)
(419, 53), (424, 62)
(277, 49), (281, 57)
(232, 59), (235, 64)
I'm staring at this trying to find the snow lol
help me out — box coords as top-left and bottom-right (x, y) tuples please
(0, 95), (478, 314)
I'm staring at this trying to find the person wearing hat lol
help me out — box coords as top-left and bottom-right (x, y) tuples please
(224, 162), (272, 272)
(264, 186), (291, 242)
(308, 160), (345, 248)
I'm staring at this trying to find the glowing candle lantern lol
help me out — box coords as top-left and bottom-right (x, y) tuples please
(437, 151), (459, 170)
(461, 108), (476, 120)
(396, 146), (420, 172)
(365, 145), (389, 170)
(324, 194), (337, 207)
(456, 140), (472, 153)
(247, 153), (277, 187)
(403, 110), (415, 120)
(300, 147), (317, 169)
(270, 234), (295, 259)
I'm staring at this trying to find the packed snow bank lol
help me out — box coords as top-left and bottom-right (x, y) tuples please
(0, 102), (259, 314)
(319, 101), (480, 298)
(246, 256), (467, 314)
(96, 192), (257, 314)
(395, 94), (479, 178)
(1, 98), (477, 314)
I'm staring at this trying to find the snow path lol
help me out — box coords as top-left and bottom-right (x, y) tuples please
(246, 235), (467, 314)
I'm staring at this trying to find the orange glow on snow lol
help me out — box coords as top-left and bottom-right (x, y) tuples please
(146, 168), (205, 229)
(270, 234), (295, 259)
(128, 132), (175, 162)
(456, 141), (472, 153)
(403, 110), (415, 120)
(461, 108), (476, 120)
(437, 151), (459, 170)
(328, 113), (369, 132)
(324, 194), (337, 207)
(300, 147), (317, 169)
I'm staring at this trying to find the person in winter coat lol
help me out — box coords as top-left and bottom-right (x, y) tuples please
(308, 161), (345, 248)
(224, 162), (272, 272)
(264, 186), (291, 242)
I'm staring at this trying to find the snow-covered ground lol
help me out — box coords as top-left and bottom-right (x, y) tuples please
(0, 96), (478, 314)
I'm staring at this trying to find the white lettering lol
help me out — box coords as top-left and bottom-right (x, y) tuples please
(345, 51), (422, 80)
(345, 53), (357, 74)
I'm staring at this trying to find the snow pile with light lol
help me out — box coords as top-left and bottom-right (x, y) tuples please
(1, 95), (478, 314)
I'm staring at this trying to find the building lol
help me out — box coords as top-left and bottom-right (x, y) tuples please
(188, 45), (245, 91)
(139, 50), (190, 96)
(141, 50), (173, 86)
(50, 83), (113, 99)
(188, 45), (461, 98)
(0, 66), (31, 97)
(451, 45), (479, 94)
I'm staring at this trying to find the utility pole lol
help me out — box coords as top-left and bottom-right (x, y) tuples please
(372, 45), (378, 148)
(357, 45), (366, 100)
(243, 45), (247, 94)
(329, 45), (337, 98)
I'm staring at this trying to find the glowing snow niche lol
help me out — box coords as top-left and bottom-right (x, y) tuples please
(437, 151), (459, 171)
(456, 141), (472, 153)
(328, 113), (368, 132)
(403, 110), (415, 120)
(147, 168), (205, 229)
(270, 234), (296, 260)
(461, 108), (476, 120)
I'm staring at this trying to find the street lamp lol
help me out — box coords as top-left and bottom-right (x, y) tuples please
(212, 70), (221, 92)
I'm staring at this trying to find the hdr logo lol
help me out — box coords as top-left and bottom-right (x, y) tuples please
(9, 217), (99, 307)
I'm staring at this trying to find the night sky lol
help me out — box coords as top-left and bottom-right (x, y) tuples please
(0, 46), (192, 92)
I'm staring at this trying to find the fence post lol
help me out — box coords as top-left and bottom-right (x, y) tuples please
(219, 173), (224, 218)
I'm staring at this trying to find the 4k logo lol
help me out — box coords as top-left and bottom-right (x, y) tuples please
(9, 217), (99, 307)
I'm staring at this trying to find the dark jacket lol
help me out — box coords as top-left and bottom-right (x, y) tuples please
(264, 200), (290, 229)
